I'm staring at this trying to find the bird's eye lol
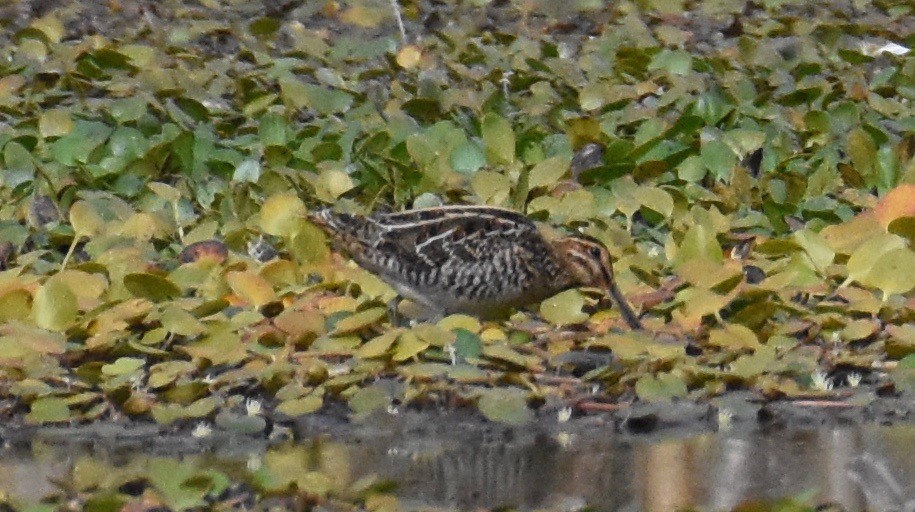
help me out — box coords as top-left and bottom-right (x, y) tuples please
(589, 246), (602, 258)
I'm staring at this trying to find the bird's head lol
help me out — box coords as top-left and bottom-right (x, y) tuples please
(551, 236), (616, 290)
(549, 235), (642, 330)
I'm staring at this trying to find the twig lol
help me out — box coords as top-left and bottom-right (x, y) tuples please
(532, 374), (584, 386)
(574, 400), (630, 413)
(790, 400), (859, 408)
(389, 0), (407, 46)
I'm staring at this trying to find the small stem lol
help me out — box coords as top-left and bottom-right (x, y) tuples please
(60, 234), (80, 271)
(389, 0), (407, 46)
(173, 201), (185, 243)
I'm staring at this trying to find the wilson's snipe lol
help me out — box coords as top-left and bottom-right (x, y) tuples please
(309, 205), (642, 329)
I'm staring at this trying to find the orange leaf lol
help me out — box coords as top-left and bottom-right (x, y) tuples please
(874, 184), (915, 227)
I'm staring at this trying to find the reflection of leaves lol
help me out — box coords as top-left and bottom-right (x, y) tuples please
(1, 0), (912, 448)
(147, 459), (228, 510)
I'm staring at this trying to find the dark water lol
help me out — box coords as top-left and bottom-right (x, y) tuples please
(2, 424), (913, 511)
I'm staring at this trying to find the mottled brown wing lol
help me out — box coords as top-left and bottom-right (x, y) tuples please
(375, 210), (542, 270)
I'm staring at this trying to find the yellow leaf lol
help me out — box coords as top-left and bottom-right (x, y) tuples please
(339, 5), (387, 27)
(633, 185), (674, 218)
(707, 323), (761, 350)
(392, 331), (429, 361)
(846, 232), (906, 285)
(39, 109), (73, 138)
(33, 277), (78, 331)
(357, 329), (402, 359)
(861, 247), (915, 298)
(396, 45), (422, 69)
(69, 200), (104, 236)
(260, 193), (306, 237)
(314, 169), (355, 202)
(147, 182), (182, 203)
(331, 307), (387, 335)
(226, 271), (277, 308)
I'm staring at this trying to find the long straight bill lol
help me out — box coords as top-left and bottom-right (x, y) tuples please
(607, 281), (643, 330)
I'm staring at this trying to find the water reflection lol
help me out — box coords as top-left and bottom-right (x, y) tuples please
(0, 424), (912, 510)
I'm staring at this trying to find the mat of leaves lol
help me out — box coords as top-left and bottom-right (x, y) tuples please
(0, 0), (913, 436)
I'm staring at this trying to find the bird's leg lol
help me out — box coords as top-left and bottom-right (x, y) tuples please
(386, 295), (406, 327)
(389, 297), (446, 325)
(607, 280), (643, 330)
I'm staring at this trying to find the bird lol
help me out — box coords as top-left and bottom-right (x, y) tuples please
(308, 205), (643, 329)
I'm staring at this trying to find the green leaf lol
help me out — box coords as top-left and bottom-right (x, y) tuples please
(124, 273), (181, 302)
(392, 331), (429, 361)
(707, 323), (761, 350)
(277, 394), (323, 417)
(482, 112), (515, 164)
(450, 139), (486, 175)
(452, 328), (483, 360)
(793, 229), (835, 273)
(633, 186), (674, 218)
(39, 109), (73, 138)
(673, 223), (723, 266)
(477, 388), (532, 425)
(232, 159), (262, 183)
(470, 171), (511, 205)
(109, 126), (148, 159)
(847, 128), (877, 184)
(111, 97), (148, 122)
(3, 141), (35, 188)
(314, 169), (355, 202)
(50, 120), (112, 165)
(527, 156), (569, 188)
(729, 346), (776, 379)
(101, 357), (145, 376)
(279, 78), (352, 114)
(147, 459), (214, 510)
(648, 49), (692, 75)
(68, 200), (104, 236)
(701, 139), (737, 181)
(259, 112), (286, 146)
(348, 385), (390, 420)
(540, 289), (588, 325)
(26, 397), (71, 424)
(635, 373), (688, 401)
(482, 344), (530, 369)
